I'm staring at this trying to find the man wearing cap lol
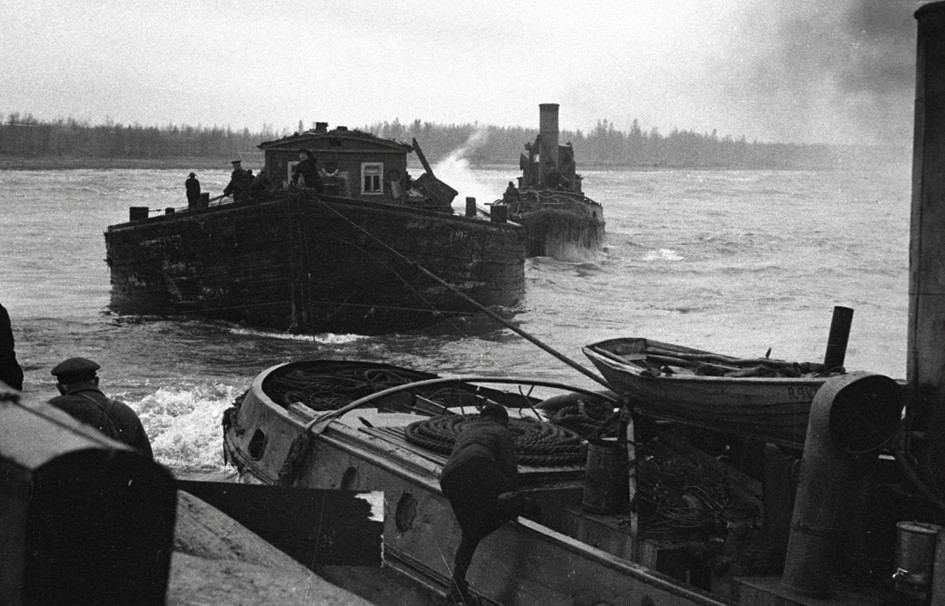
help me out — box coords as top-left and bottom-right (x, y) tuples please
(439, 403), (521, 605)
(185, 172), (201, 209)
(48, 357), (153, 458)
(290, 150), (324, 193)
(223, 159), (252, 202)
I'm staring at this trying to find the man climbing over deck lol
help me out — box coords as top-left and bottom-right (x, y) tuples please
(439, 403), (521, 605)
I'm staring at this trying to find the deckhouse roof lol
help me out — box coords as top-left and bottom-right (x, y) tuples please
(258, 125), (412, 153)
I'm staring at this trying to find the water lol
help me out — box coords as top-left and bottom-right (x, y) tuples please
(0, 162), (912, 474)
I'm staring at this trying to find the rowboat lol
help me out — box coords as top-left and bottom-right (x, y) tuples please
(583, 338), (838, 449)
(222, 358), (733, 606)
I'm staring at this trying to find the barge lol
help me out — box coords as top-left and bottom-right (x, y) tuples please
(104, 126), (525, 335)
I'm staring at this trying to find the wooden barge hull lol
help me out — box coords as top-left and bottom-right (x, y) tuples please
(104, 194), (525, 334)
(222, 361), (729, 606)
(583, 338), (829, 449)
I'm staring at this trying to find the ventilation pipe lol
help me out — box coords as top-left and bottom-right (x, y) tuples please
(539, 103), (559, 186)
(780, 372), (903, 597)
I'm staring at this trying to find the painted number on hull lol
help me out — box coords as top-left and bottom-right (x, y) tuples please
(787, 385), (819, 401)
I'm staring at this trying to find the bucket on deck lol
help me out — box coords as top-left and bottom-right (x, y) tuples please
(582, 437), (628, 514)
(892, 521), (942, 590)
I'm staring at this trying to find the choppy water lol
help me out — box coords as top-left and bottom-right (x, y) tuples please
(0, 161), (912, 473)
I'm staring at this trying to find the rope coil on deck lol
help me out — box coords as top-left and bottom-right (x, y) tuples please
(404, 415), (586, 466)
(543, 397), (620, 439)
(268, 366), (428, 411)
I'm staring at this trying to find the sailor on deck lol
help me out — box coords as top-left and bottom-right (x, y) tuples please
(223, 159), (253, 201)
(185, 172), (201, 208)
(48, 357), (153, 458)
(502, 181), (520, 204)
(439, 403), (521, 605)
(291, 150), (324, 193)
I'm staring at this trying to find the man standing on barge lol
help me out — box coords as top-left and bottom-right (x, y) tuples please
(439, 403), (521, 605)
(185, 172), (201, 208)
(223, 159), (252, 201)
(291, 149), (324, 193)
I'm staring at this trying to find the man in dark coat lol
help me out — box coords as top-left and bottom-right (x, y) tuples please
(223, 159), (253, 201)
(0, 303), (23, 391)
(185, 172), (201, 208)
(48, 357), (153, 459)
(291, 150), (324, 193)
(439, 403), (520, 605)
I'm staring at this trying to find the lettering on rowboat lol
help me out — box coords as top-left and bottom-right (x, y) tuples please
(787, 385), (819, 401)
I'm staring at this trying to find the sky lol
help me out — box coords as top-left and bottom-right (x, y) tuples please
(0, 0), (925, 146)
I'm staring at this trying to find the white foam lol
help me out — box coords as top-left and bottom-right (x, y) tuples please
(129, 383), (245, 472)
(643, 248), (683, 261)
(228, 327), (363, 344)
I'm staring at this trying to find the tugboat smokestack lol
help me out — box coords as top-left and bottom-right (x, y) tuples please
(539, 103), (559, 186)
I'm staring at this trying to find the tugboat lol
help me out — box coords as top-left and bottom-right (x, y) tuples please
(495, 104), (605, 258)
(104, 125), (524, 335)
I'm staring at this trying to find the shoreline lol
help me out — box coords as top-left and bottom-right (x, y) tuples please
(0, 154), (905, 172)
(0, 155), (265, 171)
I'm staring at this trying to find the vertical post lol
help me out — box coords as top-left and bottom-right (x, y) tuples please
(538, 103), (560, 186)
(823, 306), (854, 371)
(465, 197), (476, 218)
(624, 409), (638, 543)
(910, 3), (945, 438)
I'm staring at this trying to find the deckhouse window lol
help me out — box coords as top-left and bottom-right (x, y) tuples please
(362, 163), (383, 195)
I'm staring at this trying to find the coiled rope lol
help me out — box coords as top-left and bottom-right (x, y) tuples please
(545, 397), (621, 440)
(405, 414), (585, 466)
(267, 366), (428, 411)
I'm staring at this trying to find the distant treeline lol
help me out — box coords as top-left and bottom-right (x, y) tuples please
(0, 112), (902, 169)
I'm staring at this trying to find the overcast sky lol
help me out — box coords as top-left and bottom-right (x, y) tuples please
(0, 0), (923, 145)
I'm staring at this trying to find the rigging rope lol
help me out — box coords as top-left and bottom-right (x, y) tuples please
(296, 191), (611, 388)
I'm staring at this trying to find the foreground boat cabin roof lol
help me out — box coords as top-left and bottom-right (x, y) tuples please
(258, 124), (413, 204)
